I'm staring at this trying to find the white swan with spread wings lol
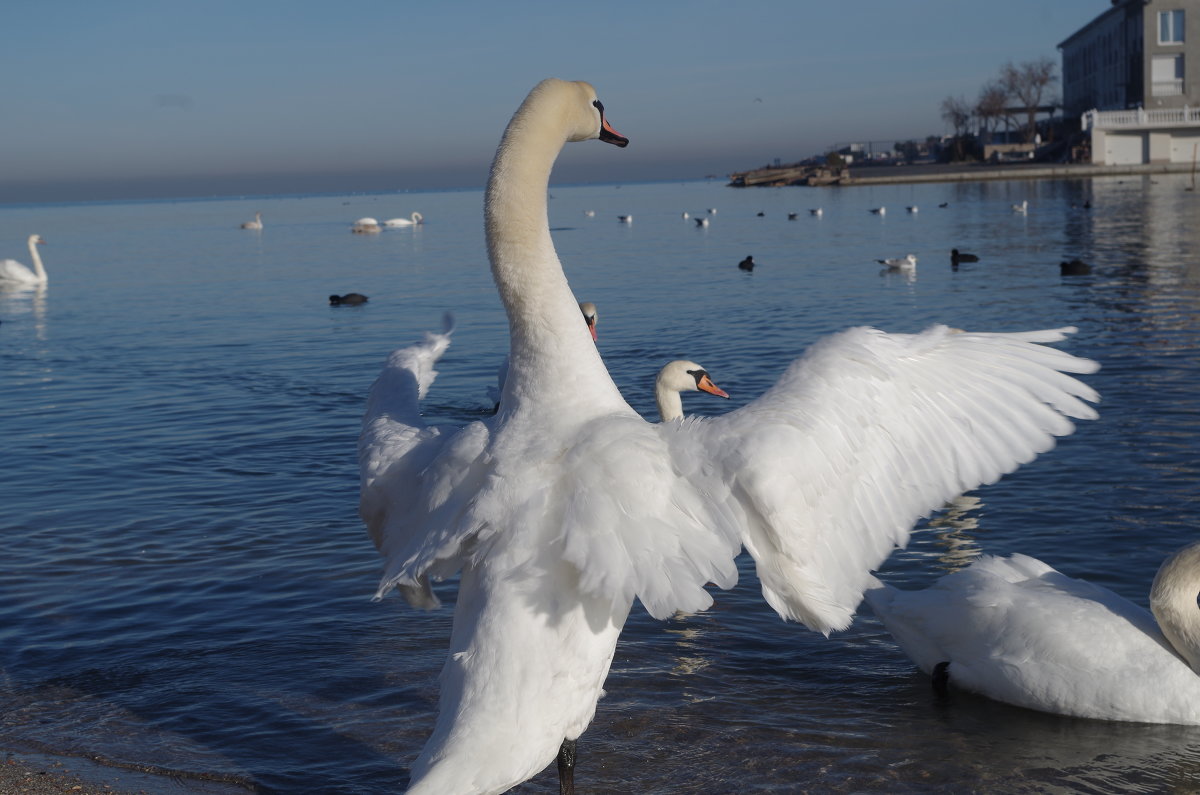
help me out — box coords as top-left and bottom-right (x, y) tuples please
(358, 78), (1099, 795)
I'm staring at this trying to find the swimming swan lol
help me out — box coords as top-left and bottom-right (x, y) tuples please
(383, 212), (424, 227)
(0, 234), (47, 286)
(358, 78), (1099, 795)
(240, 212), (262, 230)
(866, 540), (1200, 724)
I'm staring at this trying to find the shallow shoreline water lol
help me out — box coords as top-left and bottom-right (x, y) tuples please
(2, 175), (1198, 793)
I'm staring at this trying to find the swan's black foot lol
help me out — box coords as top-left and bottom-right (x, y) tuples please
(557, 738), (577, 795)
(932, 661), (951, 700)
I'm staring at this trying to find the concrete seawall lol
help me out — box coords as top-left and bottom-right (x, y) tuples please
(834, 161), (1196, 186)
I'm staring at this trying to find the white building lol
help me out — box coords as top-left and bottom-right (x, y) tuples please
(1059, 0), (1200, 165)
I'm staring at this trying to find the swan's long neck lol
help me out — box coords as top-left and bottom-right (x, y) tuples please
(655, 382), (684, 423)
(485, 91), (625, 417)
(1149, 541), (1200, 673)
(28, 237), (46, 282)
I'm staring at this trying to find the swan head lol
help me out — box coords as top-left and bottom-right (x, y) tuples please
(527, 79), (628, 147)
(655, 360), (729, 422)
(578, 301), (598, 341)
(29, 234), (44, 246)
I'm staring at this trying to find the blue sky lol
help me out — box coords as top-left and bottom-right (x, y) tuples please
(3, 0), (1105, 203)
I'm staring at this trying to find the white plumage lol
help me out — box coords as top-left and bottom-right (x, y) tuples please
(0, 234), (47, 286)
(383, 212), (424, 227)
(866, 541), (1200, 724)
(358, 78), (1099, 795)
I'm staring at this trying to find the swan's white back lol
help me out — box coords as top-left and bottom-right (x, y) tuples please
(867, 545), (1200, 724)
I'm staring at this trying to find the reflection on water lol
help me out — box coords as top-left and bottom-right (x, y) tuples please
(0, 177), (1198, 792)
(925, 494), (984, 572)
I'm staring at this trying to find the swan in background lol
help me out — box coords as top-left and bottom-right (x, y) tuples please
(866, 540), (1200, 724)
(681, 211), (690, 219)
(583, 210), (596, 217)
(240, 212), (263, 230)
(383, 212), (424, 228)
(330, 293), (369, 306)
(654, 360), (728, 422)
(877, 254), (917, 271)
(0, 235), (47, 286)
(359, 78), (1099, 795)
(352, 217), (381, 234)
(706, 207), (717, 214)
(1012, 200), (1029, 214)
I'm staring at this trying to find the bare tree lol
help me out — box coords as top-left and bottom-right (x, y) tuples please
(974, 81), (1010, 141)
(940, 95), (973, 137)
(1000, 58), (1058, 143)
(940, 95), (973, 161)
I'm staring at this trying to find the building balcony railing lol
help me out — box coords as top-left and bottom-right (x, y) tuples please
(1152, 80), (1185, 97)
(1082, 105), (1200, 130)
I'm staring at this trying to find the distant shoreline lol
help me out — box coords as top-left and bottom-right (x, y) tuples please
(731, 160), (1197, 188)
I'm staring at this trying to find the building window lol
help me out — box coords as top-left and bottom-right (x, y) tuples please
(1158, 10), (1185, 44)
(1152, 54), (1184, 95)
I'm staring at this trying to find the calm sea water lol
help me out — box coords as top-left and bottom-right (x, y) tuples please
(2, 175), (1199, 794)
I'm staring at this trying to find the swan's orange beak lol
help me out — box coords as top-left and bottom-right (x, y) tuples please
(599, 116), (628, 148)
(585, 316), (598, 342)
(697, 374), (728, 399)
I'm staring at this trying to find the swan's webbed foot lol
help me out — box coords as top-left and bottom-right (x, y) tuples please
(557, 738), (577, 795)
(932, 661), (950, 700)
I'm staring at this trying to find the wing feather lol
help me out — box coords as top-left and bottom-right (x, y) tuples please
(669, 324), (1099, 634)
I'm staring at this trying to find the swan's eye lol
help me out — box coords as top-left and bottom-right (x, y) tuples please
(593, 100), (604, 115)
(688, 369), (706, 385)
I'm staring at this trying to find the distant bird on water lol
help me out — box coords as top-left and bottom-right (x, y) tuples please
(809, 208), (823, 217)
(618, 214), (633, 224)
(756, 212), (765, 217)
(950, 249), (979, 268)
(694, 217), (709, 227)
(241, 212), (263, 230)
(681, 211), (689, 220)
(787, 212), (798, 220)
(352, 217), (382, 234)
(938, 202), (949, 208)
(330, 293), (369, 306)
(738, 255), (755, 272)
(877, 254), (917, 271)
(1012, 200), (1029, 214)
(1060, 259), (1091, 276)
(906, 205), (919, 213)
(870, 206), (886, 216)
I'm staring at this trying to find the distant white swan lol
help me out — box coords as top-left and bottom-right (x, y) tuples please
(867, 541), (1200, 724)
(876, 254), (917, 271)
(0, 234), (47, 286)
(654, 360), (728, 421)
(240, 212), (263, 230)
(1012, 200), (1029, 214)
(359, 78), (1098, 795)
(383, 212), (423, 227)
(352, 217), (381, 234)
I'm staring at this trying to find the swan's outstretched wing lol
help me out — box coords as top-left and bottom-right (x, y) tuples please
(666, 324), (1099, 634)
(358, 313), (491, 608)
